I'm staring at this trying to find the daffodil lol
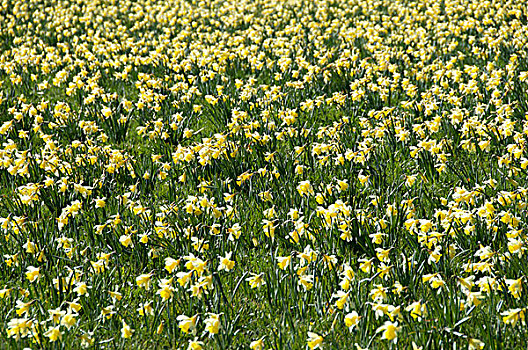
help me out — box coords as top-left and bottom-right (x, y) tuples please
(204, 313), (221, 336)
(246, 273), (266, 289)
(344, 311), (361, 331)
(307, 332), (323, 349)
(177, 314), (198, 334)
(121, 320), (134, 339)
(376, 321), (401, 342)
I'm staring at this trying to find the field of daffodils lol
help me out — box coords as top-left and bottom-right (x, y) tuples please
(1, 0), (528, 348)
